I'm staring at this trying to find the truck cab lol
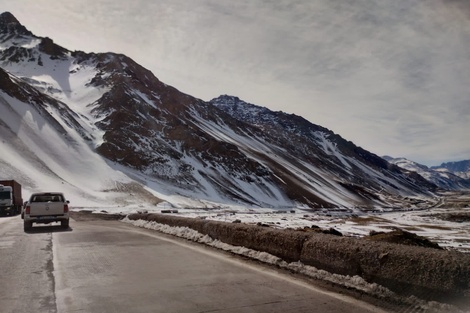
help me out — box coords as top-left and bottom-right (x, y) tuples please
(0, 181), (22, 216)
(0, 185), (13, 214)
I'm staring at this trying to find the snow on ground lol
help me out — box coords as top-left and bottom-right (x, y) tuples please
(180, 206), (470, 252)
(74, 201), (470, 253)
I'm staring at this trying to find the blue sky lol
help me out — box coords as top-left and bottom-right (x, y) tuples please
(2, 0), (470, 166)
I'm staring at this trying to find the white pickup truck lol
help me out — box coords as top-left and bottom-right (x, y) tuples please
(23, 192), (70, 231)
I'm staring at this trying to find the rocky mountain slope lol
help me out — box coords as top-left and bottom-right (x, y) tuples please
(0, 12), (437, 209)
(384, 156), (470, 190)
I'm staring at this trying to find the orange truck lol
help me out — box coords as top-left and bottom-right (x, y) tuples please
(0, 180), (23, 216)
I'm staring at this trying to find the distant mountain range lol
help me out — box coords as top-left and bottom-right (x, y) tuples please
(383, 157), (470, 190)
(432, 160), (470, 179)
(0, 11), (452, 210)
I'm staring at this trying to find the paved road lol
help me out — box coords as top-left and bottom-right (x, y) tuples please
(0, 215), (388, 313)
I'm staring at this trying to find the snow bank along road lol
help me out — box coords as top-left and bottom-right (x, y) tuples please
(125, 213), (470, 303)
(0, 215), (388, 313)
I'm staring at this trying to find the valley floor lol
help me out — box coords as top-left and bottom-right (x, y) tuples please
(73, 190), (470, 253)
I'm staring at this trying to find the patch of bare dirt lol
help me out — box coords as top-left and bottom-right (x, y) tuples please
(102, 182), (163, 206)
(431, 212), (470, 223)
(365, 228), (443, 249)
(70, 210), (126, 221)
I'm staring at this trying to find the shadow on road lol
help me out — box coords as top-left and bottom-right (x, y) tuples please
(0, 214), (21, 218)
(24, 224), (73, 234)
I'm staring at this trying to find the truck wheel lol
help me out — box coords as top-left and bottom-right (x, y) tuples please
(61, 219), (69, 229)
(24, 221), (33, 231)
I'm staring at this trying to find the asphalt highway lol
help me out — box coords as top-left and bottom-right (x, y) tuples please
(0, 215), (389, 313)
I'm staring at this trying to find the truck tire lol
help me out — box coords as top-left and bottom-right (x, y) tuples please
(61, 219), (69, 229)
(24, 221), (32, 231)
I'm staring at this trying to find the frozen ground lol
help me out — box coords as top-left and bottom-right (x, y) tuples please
(158, 207), (470, 253)
(73, 191), (470, 253)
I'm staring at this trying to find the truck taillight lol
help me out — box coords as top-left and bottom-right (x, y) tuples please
(25, 205), (30, 214)
(64, 204), (69, 213)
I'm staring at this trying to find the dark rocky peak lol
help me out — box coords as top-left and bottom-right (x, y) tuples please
(73, 51), (160, 88)
(211, 95), (269, 117)
(211, 94), (243, 107)
(0, 12), (18, 24)
(0, 12), (33, 39)
(0, 12), (68, 62)
(211, 95), (328, 133)
(38, 37), (68, 59)
(0, 13), (34, 64)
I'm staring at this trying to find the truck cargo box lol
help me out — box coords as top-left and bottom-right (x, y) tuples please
(0, 180), (23, 215)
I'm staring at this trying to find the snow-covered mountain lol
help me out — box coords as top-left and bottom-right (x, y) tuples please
(432, 160), (470, 180)
(0, 12), (437, 210)
(383, 156), (470, 190)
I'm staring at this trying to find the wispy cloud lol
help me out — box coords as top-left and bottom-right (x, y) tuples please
(2, 0), (469, 165)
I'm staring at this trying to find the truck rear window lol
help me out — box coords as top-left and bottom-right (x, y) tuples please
(31, 195), (64, 202)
